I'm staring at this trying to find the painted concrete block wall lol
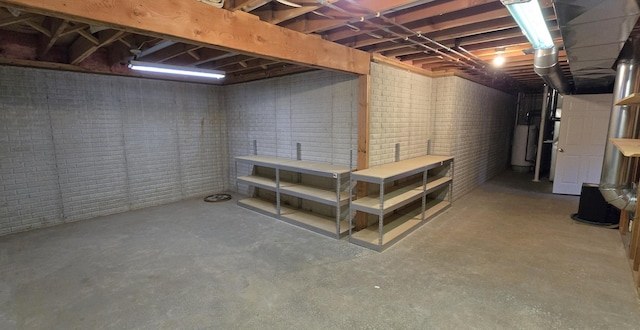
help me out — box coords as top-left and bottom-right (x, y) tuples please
(225, 70), (358, 193)
(369, 62), (433, 166)
(370, 63), (515, 200)
(0, 66), (227, 235)
(433, 76), (516, 199)
(1, 63), (514, 236)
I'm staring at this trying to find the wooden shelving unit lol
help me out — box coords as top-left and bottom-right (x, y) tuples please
(235, 155), (351, 239)
(349, 155), (453, 251)
(609, 138), (640, 295)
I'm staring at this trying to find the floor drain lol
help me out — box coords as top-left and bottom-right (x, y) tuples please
(204, 193), (232, 203)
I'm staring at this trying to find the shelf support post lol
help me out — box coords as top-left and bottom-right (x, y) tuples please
(336, 174), (341, 239)
(620, 211), (630, 236)
(378, 181), (384, 248)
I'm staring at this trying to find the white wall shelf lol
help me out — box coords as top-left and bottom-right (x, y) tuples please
(235, 155), (351, 238)
(349, 155), (453, 251)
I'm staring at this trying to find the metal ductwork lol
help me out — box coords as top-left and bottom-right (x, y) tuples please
(554, 0), (640, 93)
(599, 38), (640, 211)
(534, 46), (570, 94)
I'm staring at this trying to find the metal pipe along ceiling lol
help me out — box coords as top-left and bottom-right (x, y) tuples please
(599, 38), (640, 211)
(534, 46), (570, 94)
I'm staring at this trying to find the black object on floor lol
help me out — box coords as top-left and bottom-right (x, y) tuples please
(204, 193), (232, 203)
(571, 183), (620, 227)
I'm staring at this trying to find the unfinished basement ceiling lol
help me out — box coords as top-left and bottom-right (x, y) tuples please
(555, 0), (640, 93)
(0, 0), (636, 92)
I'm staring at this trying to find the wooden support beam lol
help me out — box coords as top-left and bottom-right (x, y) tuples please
(281, 0), (430, 33)
(382, 47), (421, 58)
(39, 18), (68, 57)
(22, 19), (51, 37)
(117, 37), (132, 48)
(137, 43), (201, 63)
(223, 64), (312, 84)
(187, 49), (200, 60)
(357, 74), (371, 171)
(258, 1), (340, 25)
(0, 0), (370, 75)
(326, 0), (497, 42)
(0, 12), (36, 26)
(632, 213), (640, 263)
(372, 53), (435, 78)
(201, 54), (254, 70)
(367, 42), (412, 54)
(76, 28), (99, 45)
(229, 0), (270, 12)
(223, 58), (277, 74)
(59, 22), (90, 37)
(69, 29), (125, 64)
(190, 48), (234, 65)
(355, 73), (371, 230)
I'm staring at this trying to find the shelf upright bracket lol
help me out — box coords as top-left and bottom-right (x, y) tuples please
(335, 172), (341, 239)
(421, 167), (427, 221)
(378, 179), (385, 248)
(349, 150), (354, 238)
(296, 142), (303, 209)
(276, 166), (281, 217)
(235, 159), (239, 194)
(449, 160), (454, 204)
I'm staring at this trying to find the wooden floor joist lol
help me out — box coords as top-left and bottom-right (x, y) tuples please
(0, 0), (371, 75)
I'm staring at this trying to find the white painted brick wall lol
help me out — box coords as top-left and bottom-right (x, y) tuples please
(225, 70), (359, 193)
(1, 62), (515, 235)
(0, 66), (227, 235)
(371, 64), (515, 201)
(369, 62), (433, 166)
(433, 76), (516, 199)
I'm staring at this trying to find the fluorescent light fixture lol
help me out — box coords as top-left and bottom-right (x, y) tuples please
(501, 0), (554, 49)
(128, 60), (225, 79)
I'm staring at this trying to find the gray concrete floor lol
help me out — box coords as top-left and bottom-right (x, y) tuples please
(1, 171), (639, 329)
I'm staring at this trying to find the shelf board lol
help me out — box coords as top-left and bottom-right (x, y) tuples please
(425, 177), (452, 194)
(236, 155), (350, 178)
(237, 175), (297, 190)
(235, 155), (292, 167)
(280, 209), (350, 238)
(424, 199), (450, 219)
(237, 175), (277, 190)
(350, 207), (423, 251)
(237, 198), (349, 238)
(352, 155), (453, 183)
(615, 93), (640, 106)
(351, 183), (423, 214)
(280, 184), (350, 205)
(610, 138), (640, 157)
(350, 199), (451, 251)
(279, 160), (351, 178)
(237, 197), (278, 217)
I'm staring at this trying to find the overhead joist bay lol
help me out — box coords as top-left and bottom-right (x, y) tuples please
(0, 0), (371, 75)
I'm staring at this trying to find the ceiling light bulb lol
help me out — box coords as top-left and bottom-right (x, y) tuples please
(493, 56), (505, 66)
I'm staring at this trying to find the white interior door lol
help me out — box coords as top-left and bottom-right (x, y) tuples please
(552, 94), (612, 195)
